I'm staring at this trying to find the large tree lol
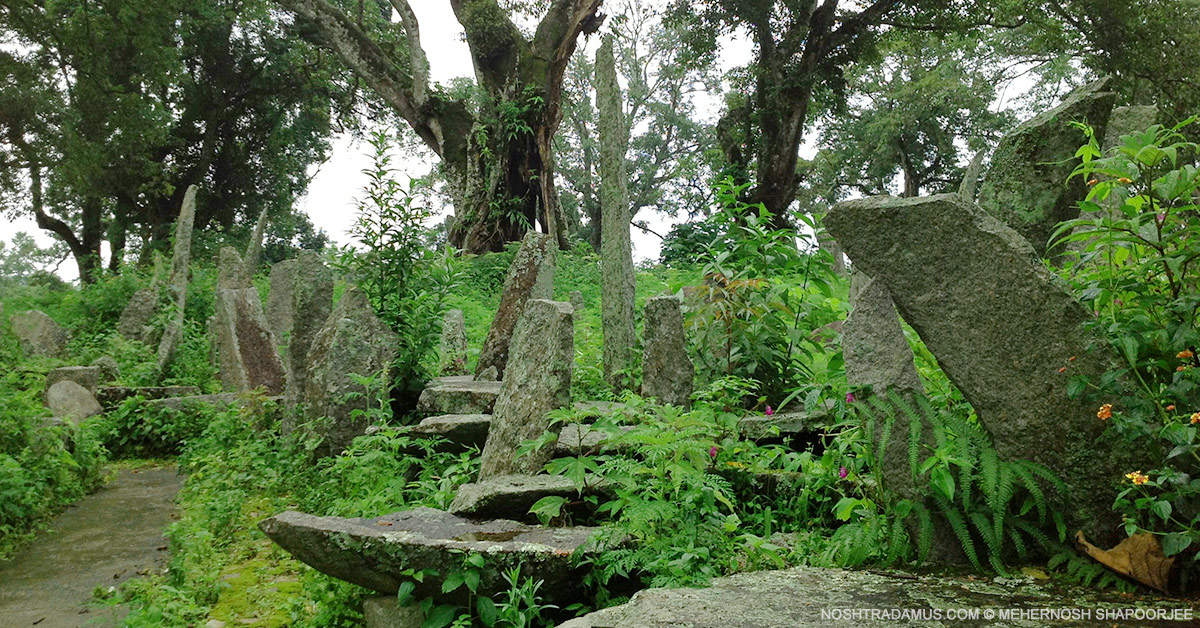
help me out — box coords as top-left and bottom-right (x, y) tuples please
(277, 0), (605, 253)
(670, 0), (1002, 228)
(0, 0), (339, 282)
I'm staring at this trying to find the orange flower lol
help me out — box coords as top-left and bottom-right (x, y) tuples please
(1057, 366), (1068, 373)
(1118, 177), (1133, 184)
(1165, 404), (1176, 412)
(1087, 178), (1099, 186)
(1097, 403), (1113, 420)
(1178, 349), (1195, 360)
(1179, 366), (1189, 372)
(1069, 355), (1077, 362)
(1125, 470), (1149, 485)
(1192, 412), (1200, 425)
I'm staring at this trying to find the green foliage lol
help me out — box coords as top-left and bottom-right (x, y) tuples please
(686, 179), (847, 406)
(1054, 117), (1200, 582)
(338, 130), (460, 402)
(96, 397), (220, 459)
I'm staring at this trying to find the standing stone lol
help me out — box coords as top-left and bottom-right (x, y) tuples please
(302, 287), (398, 455)
(977, 77), (1116, 258)
(285, 251), (333, 407)
(243, 206), (270, 277)
(45, 380), (103, 423)
(843, 271), (924, 398)
(91, 356), (120, 383)
(10, 310), (68, 359)
(155, 185), (198, 374)
(569, 291), (585, 313)
(477, 300), (574, 480)
(265, 258), (299, 344)
(437, 309), (469, 376)
(957, 148), (988, 201)
(45, 366), (101, 398)
(217, 246), (251, 291)
(213, 287), (287, 395)
(826, 193), (1133, 546)
(118, 253), (165, 342)
(641, 295), (694, 407)
(596, 36), (638, 390)
(475, 232), (555, 380)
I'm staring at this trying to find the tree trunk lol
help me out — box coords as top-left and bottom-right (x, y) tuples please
(279, 0), (601, 254)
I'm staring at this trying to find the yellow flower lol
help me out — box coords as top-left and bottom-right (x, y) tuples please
(725, 461), (746, 469)
(1191, 412), (1200, 425)
(1125, 471), (1149, 486)
(1179, 349), (1195, 360)
(1097, 403), (1113, 420)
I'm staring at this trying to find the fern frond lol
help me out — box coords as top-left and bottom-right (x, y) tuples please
(969, 510), (1007, 575)
(934, 494), (980, 571)
(1011, 461), (1047, 523)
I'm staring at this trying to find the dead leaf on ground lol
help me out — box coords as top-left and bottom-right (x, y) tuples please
(1075, 530), (1174, 592)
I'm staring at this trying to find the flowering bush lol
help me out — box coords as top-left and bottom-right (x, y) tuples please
(1055, 117), (1200, 569)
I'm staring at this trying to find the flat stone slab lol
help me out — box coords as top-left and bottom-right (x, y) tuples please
(407, 414), (492, 450)
(45, 366), (101, 397)
(559, 566), (1194, 627)
(555, 423), (635, 457)
(416, 376), (502, 415)
(96, 386), (201, 407)
(737, 408), (832, 441)
(449, 474), (612, 521)
(144, 393), (280, 411)
(259, 507), (604, 604)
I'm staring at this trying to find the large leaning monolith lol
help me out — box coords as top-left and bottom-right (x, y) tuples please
(477, 300), (574, 480)
(826, 193), (1134, 545)
(641, 295), (693, 407)
(213, 287), (287, 395)
(596, 35), (638, 389)
(302, 287), (398, 456)
(155, 185), (198, 374)
(474, 232), (555, 380)
(977, 77), (1115, 259)
(285, 251), (333, 407)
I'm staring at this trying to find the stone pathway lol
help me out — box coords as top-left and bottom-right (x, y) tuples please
(0, 466), (182, 627)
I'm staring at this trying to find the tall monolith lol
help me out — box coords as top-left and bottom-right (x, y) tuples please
(155, 185), (197, 374)
(475, 232), (555, 380)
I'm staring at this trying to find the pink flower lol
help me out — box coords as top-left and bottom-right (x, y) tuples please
(709, 446), (718, 459)
(765, 405), (774, 416)
(839, 466), (848, 479)
(1157, 213), (1166, 223)
(845, 392), (856, 404)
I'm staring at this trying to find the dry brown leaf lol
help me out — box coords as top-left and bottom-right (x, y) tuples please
(1075, 530), (1174, 592)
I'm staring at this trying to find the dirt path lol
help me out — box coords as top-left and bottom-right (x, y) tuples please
(0, 465), (182, 628)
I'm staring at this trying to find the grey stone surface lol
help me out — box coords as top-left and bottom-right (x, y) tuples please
(569, 290), (585, 313)
(259, 507), (605, 605)
(558, 566), (1186, 628)
(450, 474), (607, 521)
(364, 597), (423, 628)
(641, 295), (694, 407)
(407, 414), (492, 451)
(217, 246), (251, 291)
(265, 258), (298, 344)
(825, 193), (1131, 545)
(155, 185), (198, 373)
(213, 287), (287, 395)
(417, 376), (502, 415)
(45, 366), (101, 397)
(284, 251), (333, 407)
(977, 77), (1115, 258)
(301, 286), (398, 456)
(91, 356), (120, 383)
(736, 408), (832, 441)
(843, 271), (924, 399)
(96, 386), (201, 408)
(145, 393), (246, 411)
(117, 287), (159, 342)
(476, 366), (499, 382)
(478, 300), (574, 480)
(475, 232), (556, 379)
(45, 380), (103, 422)
(555, 423), (634, 457)
(957, 148), (988, 200)
(438, 309), (469, 376)
(10, 310), (68, 359)
(597, 36), (638, 391)
(243, 206), (270, 275)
